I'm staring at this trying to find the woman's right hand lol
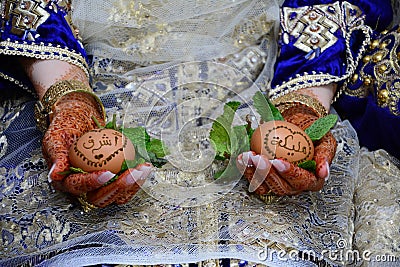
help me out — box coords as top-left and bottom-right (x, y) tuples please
(236, 102), (337, 196)
(42, 91), (152, 208)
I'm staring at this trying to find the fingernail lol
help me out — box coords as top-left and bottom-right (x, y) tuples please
(97, 171), (116, 184)
(324, 162), (330, 181)
(139, 165), (153, 178)
(250, 155), (267, 170)
(48, 163), (56, 182)
(241, 151), (253, 166)
(127, 169), (144, 184)
(271, 159), (288, 173)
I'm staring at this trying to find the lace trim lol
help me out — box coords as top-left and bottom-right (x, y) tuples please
(0, 39), (89, 78)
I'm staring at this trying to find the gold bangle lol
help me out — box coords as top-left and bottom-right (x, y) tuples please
(271, 92), (328, 118)
(34, 80), (106, 132)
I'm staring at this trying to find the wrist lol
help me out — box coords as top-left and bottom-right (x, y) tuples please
(271, 92), (328, 118)
(34, 80), (105, 132)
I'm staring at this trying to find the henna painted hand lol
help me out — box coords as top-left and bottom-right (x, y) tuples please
(42, 92), (152, 207)
(236, 105), (337, 196)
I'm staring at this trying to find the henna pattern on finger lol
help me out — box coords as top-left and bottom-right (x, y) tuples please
(63, 170), (109, 195)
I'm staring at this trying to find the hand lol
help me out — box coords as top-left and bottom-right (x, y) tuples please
(42, 92), (152, 207)
(236, 105), (337, 196)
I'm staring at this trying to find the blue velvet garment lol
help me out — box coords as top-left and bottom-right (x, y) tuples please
(271, 0), (399, 159)
(334, 25), (400, 159)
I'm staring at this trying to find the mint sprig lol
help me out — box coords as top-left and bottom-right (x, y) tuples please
(209, 101), (242, 160)
(209, 101), (251, 178)
(121, 126), (168, 168)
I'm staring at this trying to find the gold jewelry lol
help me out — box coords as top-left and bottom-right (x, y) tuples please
(77, 194), (98, 212)
(34, 80), (106, 132)
(271, 92), (328, 118)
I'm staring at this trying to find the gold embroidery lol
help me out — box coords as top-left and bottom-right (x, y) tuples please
(5, 0), (50, 41)
(343, 28), (400, 116)
(0, 70), (35, 95)
(281, 2), (364, 59)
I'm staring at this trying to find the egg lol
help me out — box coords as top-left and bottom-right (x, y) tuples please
(250, 120), (314, 163)
(69, 128), (136, 173)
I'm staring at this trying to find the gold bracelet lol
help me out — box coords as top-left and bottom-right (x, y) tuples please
(34, 80), (106, 132)
(271, 92), (328, 118)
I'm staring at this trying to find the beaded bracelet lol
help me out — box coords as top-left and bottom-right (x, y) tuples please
(271, 92), (328, 118)
(34, 80), (106, 132)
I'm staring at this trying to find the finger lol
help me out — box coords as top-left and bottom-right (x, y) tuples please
(62, 170), (116, 195)
(242, 166), (271, 195)
(265, 167), (301, 196)
(314, 132), (337, 179)
(87, 165), (150, 207)
(42, 130), (74, 181)
(237, 152), (272, 194)
(236, 151), (256, 172)
(271, 159), (323, 192)
(248, 154), (272, 193)
(114, 164), (153, 205)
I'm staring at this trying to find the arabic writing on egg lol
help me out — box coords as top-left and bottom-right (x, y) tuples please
(269, 135), (307, 155)
(82, 132), (122, 159)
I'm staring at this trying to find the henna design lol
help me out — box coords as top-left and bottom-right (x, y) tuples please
(21, 59), (89, 99)
(62, 170), (109, 195)
(42, 92), (104, 181)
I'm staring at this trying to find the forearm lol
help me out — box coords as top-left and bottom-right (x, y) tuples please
(19, 58), (90, 101)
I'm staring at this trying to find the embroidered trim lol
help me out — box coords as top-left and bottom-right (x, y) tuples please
(0, 39), (89, 77)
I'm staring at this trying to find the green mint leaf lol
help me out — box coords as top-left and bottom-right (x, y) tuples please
(69, 167), (87, 173)
(120, 158), (146, 173)
(121, 126), (149, 159)
(210, 101), (241, 160)
(122, 126), (168, 168)
(252, 91), (284, 122)
(146, 138), (168, 158)
(213, 160), (242, 180)
(231, 125), (250, 157)
(305, 114), (338, 141)
(297, 160), (317, 173)
(59, 166), (87, 176)
(147, 152), (169, 168)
